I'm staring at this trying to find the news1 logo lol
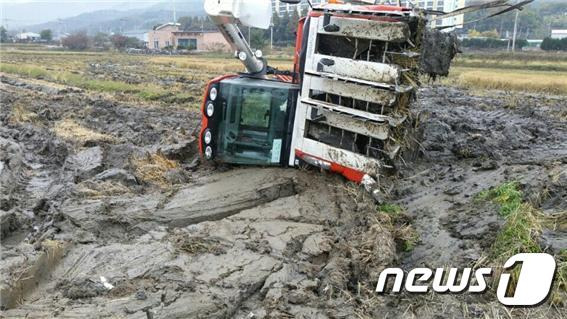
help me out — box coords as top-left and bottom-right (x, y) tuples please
(376, 253), (557, 306)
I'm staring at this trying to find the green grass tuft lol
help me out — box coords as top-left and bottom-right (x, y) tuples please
(137, 90), (165, 101)
(378, 203), (403, 216)
(1, 63), (167, 98)
(477, 182), (560, 300)
(477, 181), (523, 217)
(0, 64), (49, 78)
(477, 182), (540, 258)
(490, 203), (542, 258)
(377, 203), (418, 252)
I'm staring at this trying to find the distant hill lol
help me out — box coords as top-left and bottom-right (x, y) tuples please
(1, 1), (157, 29)
(11, 0), (206, 35)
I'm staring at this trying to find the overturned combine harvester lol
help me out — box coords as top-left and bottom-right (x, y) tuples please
(199, 0), (529, 200)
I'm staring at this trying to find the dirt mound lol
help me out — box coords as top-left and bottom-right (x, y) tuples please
(420, 29), (459, 78)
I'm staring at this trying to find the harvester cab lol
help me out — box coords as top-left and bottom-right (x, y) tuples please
(199, 0), (525, 201)
(205, 77), (299, 166)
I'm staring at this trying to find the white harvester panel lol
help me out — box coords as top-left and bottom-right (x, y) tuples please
(317, 16), (410, 43)
(307, 54), (401, 85)
(290, 7), (417, 181)
(301, 97), (406, 126)
(307, 76), (398, 106)
(307, 108), (390, 141)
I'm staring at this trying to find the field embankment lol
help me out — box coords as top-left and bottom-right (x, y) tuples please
(444, 51), (567, 95)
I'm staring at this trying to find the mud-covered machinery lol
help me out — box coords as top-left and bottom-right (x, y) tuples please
(200, 0), (455, 200)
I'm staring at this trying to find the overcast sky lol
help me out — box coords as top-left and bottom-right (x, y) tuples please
(1, 0), (167, 28)
(1, 0), (554, 30)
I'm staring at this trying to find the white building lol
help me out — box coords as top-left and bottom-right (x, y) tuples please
(16, 32), (41, 41)
(271, 0), (327, 16)
(271, 0), (465, 29)
(551, 29), (567, 40)
(401, 0), (466, 29)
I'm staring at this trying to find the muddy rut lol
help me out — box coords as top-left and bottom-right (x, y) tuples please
(1, 75), (566, 318)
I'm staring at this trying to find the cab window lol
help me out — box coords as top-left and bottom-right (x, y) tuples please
(217, 81), (292, 165)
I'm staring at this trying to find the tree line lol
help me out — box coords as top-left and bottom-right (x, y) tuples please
(61, 32), (144, 51)
(463, 2), (567, 40)
(0, 27), (53, 42)
(540, 37), (567, 51)
(0, 26), (143, 51)
(461, 38), (528, 50)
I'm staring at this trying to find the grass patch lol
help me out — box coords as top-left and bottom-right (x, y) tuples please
(377, 203), (418, 252)
(1, 63), (168, 100)
(479, 182), (566, 305)
(459, 51), (567, 63)
(54, 71), (139, 93)
(0, 51), (291, 108)
(76, 180), (130, 199)
(454, 60), (567, 72)
(137, 90), (165, 101)
(53, 119), (116, 144)
(131, 152), (179, 187)
(490, 203), (542, 258)
(9, 103), (40, 124)
(443, 67), (567, 95)
(454, 52), (567, 72)
(477, 181), (523, 217)
(478, 182), (541, 258)
(378, 203), (403, 216)
(0, 64), (49, 78)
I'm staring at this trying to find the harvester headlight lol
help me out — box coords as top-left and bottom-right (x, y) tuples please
(204, 130), (212, 145)
(206, 102), (215, 117)
(209, 87), (218, 101)
(205, 146), (213, 159)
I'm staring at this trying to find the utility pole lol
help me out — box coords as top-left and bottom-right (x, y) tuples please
(172, 0), (177, 23)
(511, 10), (519, 53)
(270, 16), (274, 50)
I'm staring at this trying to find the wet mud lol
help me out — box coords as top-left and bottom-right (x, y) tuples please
(1, 75), (566, 318)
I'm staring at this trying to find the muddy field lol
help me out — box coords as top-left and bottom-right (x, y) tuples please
(1, 51), (566, 318)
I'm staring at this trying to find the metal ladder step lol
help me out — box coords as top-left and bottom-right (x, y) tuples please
(301, 97), (406, 126)
(308, 53), (401, 85)
(304, 70), (413, 93)
(306, 75), (398, 107)
(308, 107), (390, 140)
(317, 15), (410, 43)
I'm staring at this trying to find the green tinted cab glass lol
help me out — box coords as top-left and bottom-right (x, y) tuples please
(216, 77), (296, 165)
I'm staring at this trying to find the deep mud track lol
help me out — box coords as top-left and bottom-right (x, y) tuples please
(1, 75), (566, 318)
